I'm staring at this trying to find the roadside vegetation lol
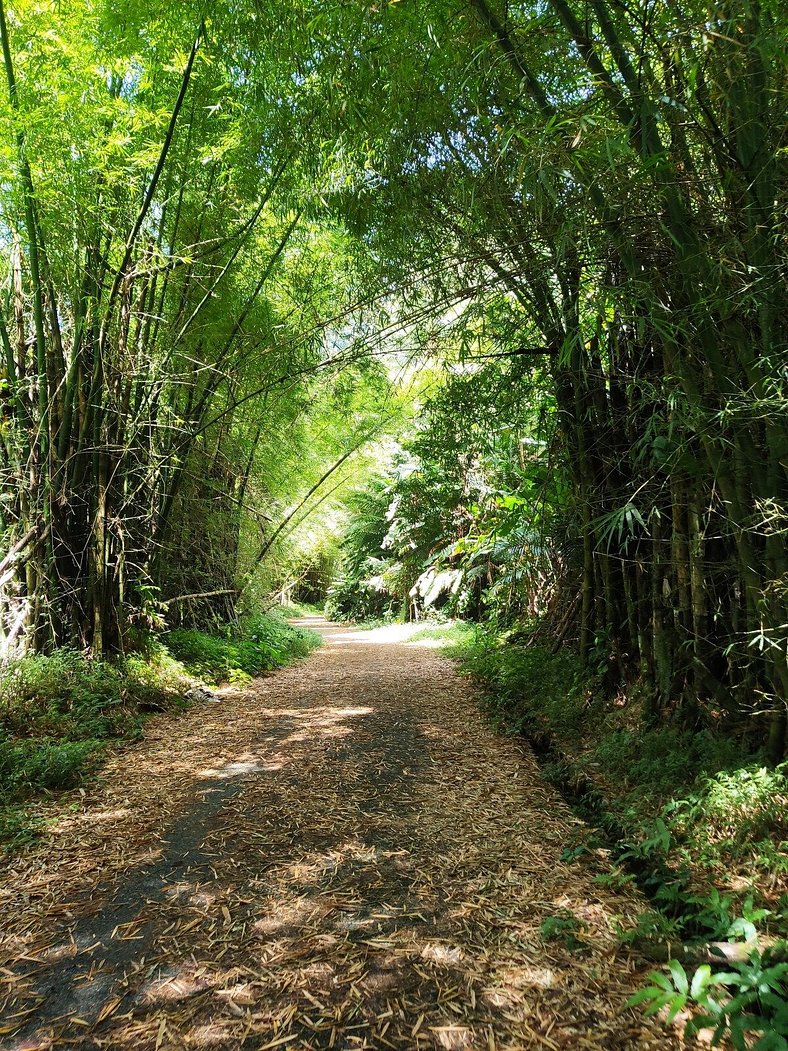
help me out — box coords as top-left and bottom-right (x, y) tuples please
(0, 0), (785, 1043)
(0, 612), (319, 850)
(166, 613), (320, 687)
(454, 633), (788, 914)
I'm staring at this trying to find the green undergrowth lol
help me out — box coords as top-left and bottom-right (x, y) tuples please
(405, 621), (476, 647)
(323, 611), (476, 645)
(450, 629), (788, 932)
(451, 628), (788, 1044)
(325, 610), (400, 629)
(274, 600), (324, 618)
(0, 611), (320, 851)
(0, 644), (189, 850)
(165, 612), (320, 686)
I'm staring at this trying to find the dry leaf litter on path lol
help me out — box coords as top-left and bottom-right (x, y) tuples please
(0, 618), (681, 1050)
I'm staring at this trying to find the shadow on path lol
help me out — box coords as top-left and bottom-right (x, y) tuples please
(1, 618), (677, 1051)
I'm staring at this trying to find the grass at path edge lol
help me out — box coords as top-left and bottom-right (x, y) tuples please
(0, 612), (320, 851)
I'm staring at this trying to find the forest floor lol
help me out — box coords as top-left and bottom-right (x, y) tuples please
(0, 618), (681, 1051)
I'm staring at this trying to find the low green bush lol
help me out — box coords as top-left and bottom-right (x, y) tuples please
(452, 633), (586, 735)
(407, 621), (476, 647)
(0, 649), (152, 746)
(591, 727), (745, 799)
(540, 909), (587, 951)
(667, 764), (788, 871)
(0, 805), (47, 850)
(0, 737), (101, 792)
(630, 952), (788, 1050)
(165, 611), (320, 684)
(245, 612), (320, 662)
(0, 645), (189, 806)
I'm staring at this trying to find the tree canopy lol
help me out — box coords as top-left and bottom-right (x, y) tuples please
(0, 0), (785, 760)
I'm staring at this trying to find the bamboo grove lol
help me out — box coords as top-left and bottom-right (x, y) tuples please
(317, 0), (788, 757)
(443, 0), (788, 758)
(473, 0), (788, 760)
(0, 0), (786, 757)
(0, 1), (386, 657)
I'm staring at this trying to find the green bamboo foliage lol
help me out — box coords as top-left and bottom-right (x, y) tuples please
(0, 0), (785, 760)
(320, 0), (788, 756)
(0, 0), (379, 656)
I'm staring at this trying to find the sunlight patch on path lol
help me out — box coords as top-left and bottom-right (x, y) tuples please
(0, 617), (679, 1051)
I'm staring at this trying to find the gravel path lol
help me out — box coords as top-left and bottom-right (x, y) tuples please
(0, 618), (680, 1050)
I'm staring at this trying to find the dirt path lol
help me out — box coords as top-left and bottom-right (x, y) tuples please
(0, 619), (679, 1050)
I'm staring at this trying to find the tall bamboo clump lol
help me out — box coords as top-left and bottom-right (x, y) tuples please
(464, 0), (788, 755)
(0, 4), (308, 656)
(367, 0), (788, 757)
